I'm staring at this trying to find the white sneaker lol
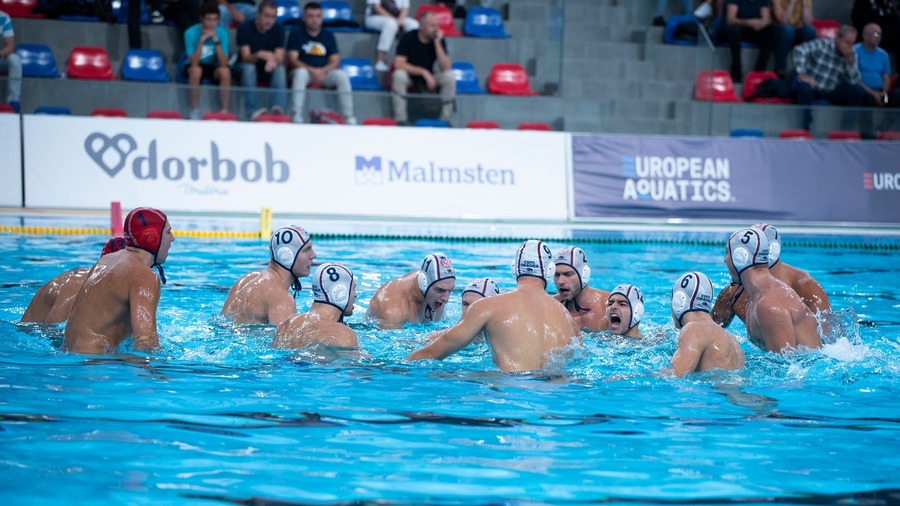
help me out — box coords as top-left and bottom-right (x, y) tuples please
(189, 108), (201, 120)
(345, 116), (358, 125)
(292, 114), (304, 124)
(693, 2), (712, 19)
(250, 107), (267, 122)
(374, 61), (389, 72)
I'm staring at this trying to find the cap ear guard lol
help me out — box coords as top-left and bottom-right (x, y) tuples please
(631, 295), (644, 326)
(417, 270), (428, 295)
(581, 265), (591, 288)
(731, 245), (752, 270)
(767, 241), (781, 267)
(330, 283), (349, 308)
(276, 246), (296, 269)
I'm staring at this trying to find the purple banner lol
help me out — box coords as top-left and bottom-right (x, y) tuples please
(572, 134), (900, 224)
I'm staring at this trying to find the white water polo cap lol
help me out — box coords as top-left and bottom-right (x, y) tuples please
(417, 253), (456, 295)
(512, 240), (555, 286)
(463, 277), (501, 298)
(671, 272), (715, 327)
(728, 227), (769, 275)
(553, 246), (591, 288)
(312, 262), (354, 313)
(610, 284), (645, 330)
(270, 225), (312, 271)
(753, 223), (781, 267)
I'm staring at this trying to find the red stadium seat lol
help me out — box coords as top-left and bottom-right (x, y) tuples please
(202, 112), (238, 121)
(466, 120), (500, 129)
(255, 113), (291, 123)
(91, 108), (128, 117)
(694, 70), (739, 102)
(812, 19), (839, 39)
(362, 117), (398, 126)
(67, 47), (115, 80)
(876, 131), (900, 141)
(742, 71), (792, 104)
(0, 103), (14, 113)
(487, 63), (537, 96)
(779, 129), (812, 140)
(415, 4), (460, 36)
(828, 130), (861, 141)
(518, 122), (551, 131)
(1, 0), (43, 18)
(147, 110), (184, 120)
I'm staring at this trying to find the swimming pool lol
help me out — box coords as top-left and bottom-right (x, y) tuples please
(2, 222), (899, 504)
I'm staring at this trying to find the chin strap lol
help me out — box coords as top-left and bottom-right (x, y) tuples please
(423, 304), (434, 321)
(154, 264), (167, 285)
(291, 278), (302, 297)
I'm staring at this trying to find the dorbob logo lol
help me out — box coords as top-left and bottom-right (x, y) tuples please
(84, 132), (290, 183)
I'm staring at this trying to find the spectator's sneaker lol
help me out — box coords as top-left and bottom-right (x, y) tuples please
(250, 107), (267, 122)
(10, 101), (20, 114)
(652, 16), (665, 27)
(269, 105), (285, 115)
(345, 116), (358, 125)
(374, 61), (389, 72)
(396, 119), (409, 126)
(292, 113), (305, 124)
(693, 2), (712, 19)
(189, 108), (202, 120)
(150, 10), (165, 23)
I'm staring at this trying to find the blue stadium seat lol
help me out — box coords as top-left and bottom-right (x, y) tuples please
(122, 49), (170, 82)
(730, 128), (764, 138)
(16, 43), (60, 78)
(414, 118), (450, 128)
(276, 0), (301, 25)
(340, 57), (381, 90)
(320, 1), (360, 32)
(663, 15), (699, 46)
(34, 106), (72, 115)
(451, 61), (484, 94)
(464, 7), (508, 38)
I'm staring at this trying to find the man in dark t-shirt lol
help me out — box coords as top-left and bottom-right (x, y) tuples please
(237, 0), (286, 119)
(391, 11), (456, 125)
(717, 0), (778, 82)
(287, 1), (356, 124)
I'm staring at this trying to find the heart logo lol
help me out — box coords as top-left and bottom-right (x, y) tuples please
(84, 132), (137, 177)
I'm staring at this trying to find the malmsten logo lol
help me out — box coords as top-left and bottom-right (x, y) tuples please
(863, 172), (900, 191)
(354, 156), (515, 185)
(85, 132), (290, 183)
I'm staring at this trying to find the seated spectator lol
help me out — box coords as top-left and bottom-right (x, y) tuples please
(772, 0), (816, 77)
(238, 0), (287, 119)
(852, 0), (900, 57)
(653, 0), (693, 26)
(219, 0), (258, 28)
(391, 11), (455, 125)
(793, 25), (865, 130)
(288, 1), (357, 124)
(183, 1), (233, 119)
(365, 0), (419, 72)
(717, 0), (778, 82)
(0, 9), (21, 113)
(855, 22), (900, 135)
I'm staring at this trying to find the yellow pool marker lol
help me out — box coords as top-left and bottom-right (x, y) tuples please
(259, 206), (272, 240)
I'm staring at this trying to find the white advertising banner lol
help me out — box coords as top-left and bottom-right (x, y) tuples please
(23, 115), (568, 220)
(0, 115), (23, 207)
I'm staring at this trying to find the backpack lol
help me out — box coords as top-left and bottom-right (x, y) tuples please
(753, 78), (792, 99)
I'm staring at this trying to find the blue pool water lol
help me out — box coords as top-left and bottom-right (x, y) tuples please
(1, 227), (899, 505)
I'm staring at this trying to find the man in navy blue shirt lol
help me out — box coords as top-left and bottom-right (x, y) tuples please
(717, 0), (778, 83)
(237, 0), (287, 120)
(390, 11), (455, 125)
(287, 1), (356, 124)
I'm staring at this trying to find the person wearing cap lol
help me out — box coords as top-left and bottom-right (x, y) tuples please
(221, 225), (317, 325)
(552, 246), (610, 332)
(272, 262), (358, 349)
(712, 223), (830, 329)
(366, 253), (456, 329)
(667, 272), (744, 377)
(606, 284), (644, 338)
(63, 208), (174, 354)
(723, 227), (821, 353)
(21, 237), (127, 325)
(461, 277), (500, 317)
(407, 240), (579, 372)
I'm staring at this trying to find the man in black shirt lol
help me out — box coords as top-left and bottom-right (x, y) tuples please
(237, 0), (287, 119)
(390, 11), (456, 125)
(717, 0), (779, 82)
